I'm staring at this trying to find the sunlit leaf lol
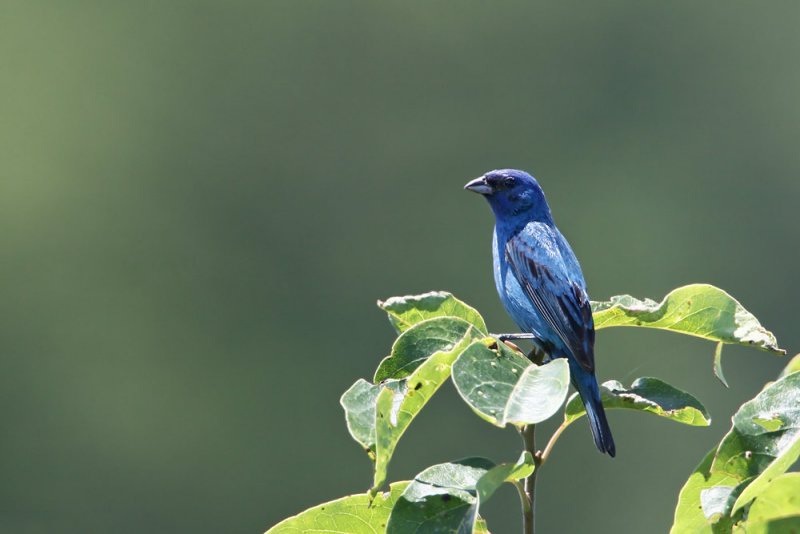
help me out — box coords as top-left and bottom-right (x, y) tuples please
(474, 517), (491, 534)
(386, 454), (534, 534)
(340, 379), (403, 460)
(671, 372), (800, 532)
(671, 449), (739, 534)
(378, 291), (487, 334)
(564, 377), (710, 426)
(372, 334), (475, 492)
(452, 341), (569, 426)
(265, 482), (408, 534)
(731, 436), (800, 516)
(734, 473), (800, 533)
(717, 372), (800, 513)
(779, 353), (800, 379)
(374, 317), (481, 381)
(591, 284), (784, 354)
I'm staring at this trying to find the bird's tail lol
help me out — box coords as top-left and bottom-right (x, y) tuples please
(575, 372), (616, 457)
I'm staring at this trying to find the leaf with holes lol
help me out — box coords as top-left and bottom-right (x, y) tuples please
(372, 334), (476, 492)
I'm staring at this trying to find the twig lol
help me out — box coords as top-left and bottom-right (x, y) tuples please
(540, 420), (569, 464)
(519, 424), (538, 534)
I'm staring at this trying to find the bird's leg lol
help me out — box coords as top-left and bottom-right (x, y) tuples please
(494, 334), (548, 363)
(495, 333), (538, 342)
(527, 345), (547, 366)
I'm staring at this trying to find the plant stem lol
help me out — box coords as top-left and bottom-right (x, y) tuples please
(520, 424), (538, 534)
(540, 421), (568, 463)
(517, 345), (547, 534)
(512, 479), (531, 521)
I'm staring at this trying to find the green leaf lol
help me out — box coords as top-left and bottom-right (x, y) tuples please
(671, 449), (740, 534)
(740, 448), (800, 505)
(372, 334), (475, 492)
(564, 377), (711, 426)
(451, 341), (570, 426)
(340, 379), (381, 457)
(474, 452), (535, 502)
(386, 454), (534, 534)
(714, 342), (729, 388)
(671, 372), (800, 532)
(374, 317), (480, 381)
(591, 284), (785, 354)
(342, 332), (477, 492)
(724, 377), (800, 514)
(700, 485), (737, 523)
(734, 473), (800, 532)
(340, 379), (404, 460)
(265, 482), (408, 534)
(737, 516), (800, 533)
(378, 291), (487, 334)
(474, 517), (491, 534)
(779, 353), (800, 379)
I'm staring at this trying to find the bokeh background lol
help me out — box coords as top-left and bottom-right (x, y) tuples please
(2, 2), (799, 533)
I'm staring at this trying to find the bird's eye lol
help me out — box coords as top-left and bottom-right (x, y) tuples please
(504, 177), (515, 188)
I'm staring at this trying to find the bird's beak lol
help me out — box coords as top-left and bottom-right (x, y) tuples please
(464, 176), (493, 195)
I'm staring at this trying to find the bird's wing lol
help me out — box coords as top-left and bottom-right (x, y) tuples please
(505, 227), (595, 372)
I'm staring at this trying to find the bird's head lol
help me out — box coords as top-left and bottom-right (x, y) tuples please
(464, 169), (552, 224)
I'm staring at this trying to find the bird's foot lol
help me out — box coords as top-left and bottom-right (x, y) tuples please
(494, 333), (538, 342)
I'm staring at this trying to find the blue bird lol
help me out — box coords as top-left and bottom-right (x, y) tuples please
(465, 169), (615, 456)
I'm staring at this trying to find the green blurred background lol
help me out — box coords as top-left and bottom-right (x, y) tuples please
(2, 2), (798, 533)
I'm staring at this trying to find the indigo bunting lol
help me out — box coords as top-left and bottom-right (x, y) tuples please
(465, 169), (615, 456)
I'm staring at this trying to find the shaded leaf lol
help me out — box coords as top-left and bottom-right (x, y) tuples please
(591, 284), (784, 354)
(265, 482), (408, 534)
(378, 291), (487, 334)
(386, 454), (534, 534)
(372, 334), (475, 492)
(734, 473), (800, 532)
(452, 341), (569, 427)
(565, 377), (710, 426)
(374, 317), (480, 381)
